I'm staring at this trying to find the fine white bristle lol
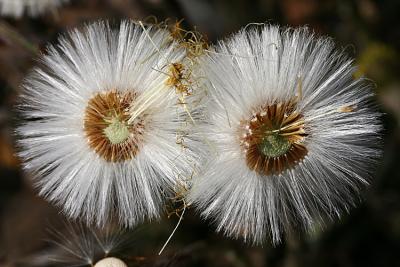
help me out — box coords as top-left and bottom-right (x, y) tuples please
(46, 222), (134, 266)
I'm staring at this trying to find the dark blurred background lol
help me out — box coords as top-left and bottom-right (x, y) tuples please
(1, 0), (399, 266)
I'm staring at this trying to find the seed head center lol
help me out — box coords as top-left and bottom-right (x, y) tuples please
(84, 90), (144, 162)
(104, 117), (130, 144)
(258, 132), (292, 158)
(240, 100), (308, 175)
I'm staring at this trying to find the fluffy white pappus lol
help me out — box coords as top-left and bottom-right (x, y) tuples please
(188, 25), (382, 245)
(0, 0), (69, 18)
(45, 223), (133, 266)
(16, 21), (205, 227)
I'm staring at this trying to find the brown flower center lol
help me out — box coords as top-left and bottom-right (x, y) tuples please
(240, 100), (308, 175)
(83, 90), (145, 162)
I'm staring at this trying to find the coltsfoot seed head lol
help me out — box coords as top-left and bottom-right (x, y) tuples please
(16, 20), (205, 227)
(189, 25), (382, 244)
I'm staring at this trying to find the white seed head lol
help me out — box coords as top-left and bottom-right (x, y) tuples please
(189, 25), (381, 245)
(16, 20), (205, 227)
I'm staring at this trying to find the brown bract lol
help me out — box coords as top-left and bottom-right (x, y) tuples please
(84, 90), (145, 162)
(166, 62), (192, 96)
(240, 100), (308, 176)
